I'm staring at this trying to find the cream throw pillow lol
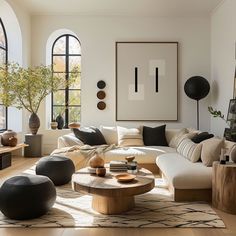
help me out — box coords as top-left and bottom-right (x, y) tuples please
(99, 126), (118, 145)
(201, 137), (224, 167)
(117, 126), (144, 147)
(177, 138), (202, 162)
(169, 128), (188, 148)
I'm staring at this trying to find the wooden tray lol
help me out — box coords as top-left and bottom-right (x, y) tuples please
(115, 173), (136, 183)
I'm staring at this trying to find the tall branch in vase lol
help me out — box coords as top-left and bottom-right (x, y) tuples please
(0, 63), (80, 134)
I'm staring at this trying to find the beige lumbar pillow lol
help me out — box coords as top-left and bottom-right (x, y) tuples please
(117, 126), (144, 147)
(177, 138), (202, 162)
(201, 137), (224, 167)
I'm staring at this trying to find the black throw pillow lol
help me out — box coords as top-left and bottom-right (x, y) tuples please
(73, 127), (107, 145)
(191, 132), (214, 143)
(143, 125), (168, 146)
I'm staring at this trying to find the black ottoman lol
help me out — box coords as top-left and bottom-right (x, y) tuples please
(0, 175), (56, 220)
(36, 156), (75, 186)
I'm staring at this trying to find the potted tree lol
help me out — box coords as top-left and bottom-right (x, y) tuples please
(0, 63), (79, 134)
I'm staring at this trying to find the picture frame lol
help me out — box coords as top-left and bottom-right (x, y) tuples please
(224, 128), (236, 142)
(227, 98), (236, 122)
(116, 42), (178, 121)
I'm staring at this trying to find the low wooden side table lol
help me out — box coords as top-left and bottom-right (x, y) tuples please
(212, 161), (236, 214)
(0, 143), (28, 170)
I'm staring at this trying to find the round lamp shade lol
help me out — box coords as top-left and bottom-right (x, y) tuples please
(184, 76), (210, 101)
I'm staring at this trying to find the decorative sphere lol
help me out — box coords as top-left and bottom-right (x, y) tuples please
(96, 167), (106, 177)
(184, 76), (210, 101)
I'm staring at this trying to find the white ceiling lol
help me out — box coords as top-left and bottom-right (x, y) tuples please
(9, 0), (224, 17)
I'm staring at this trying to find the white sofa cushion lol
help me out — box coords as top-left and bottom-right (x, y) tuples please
(177, 138), (202, 162)
(165, 129), (182, 144)
(156, 153), (212, 189)
(104, 146), (176, 163)
(99, 126), (118, 145)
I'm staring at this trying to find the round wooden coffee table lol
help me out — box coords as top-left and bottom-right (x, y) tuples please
(72, 168), (155, 214)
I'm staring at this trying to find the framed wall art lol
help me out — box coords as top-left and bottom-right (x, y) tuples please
(116, 42), (178, 121)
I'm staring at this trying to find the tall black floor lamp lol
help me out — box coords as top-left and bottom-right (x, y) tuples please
(184, 76), (210, 130)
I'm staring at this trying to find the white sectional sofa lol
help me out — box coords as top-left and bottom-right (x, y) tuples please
(57, 129), (178, 173)
(55, 128), (235, 202)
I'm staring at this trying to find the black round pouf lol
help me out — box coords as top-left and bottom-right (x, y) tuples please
(0, 175), (56, 220)
(184, 76), (210, 101)
(36, 156), (75, 186)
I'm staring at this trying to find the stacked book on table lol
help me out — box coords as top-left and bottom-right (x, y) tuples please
(109, 161), (127, 172)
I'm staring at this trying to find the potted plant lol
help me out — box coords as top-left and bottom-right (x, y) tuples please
(0, 63), (79, 134)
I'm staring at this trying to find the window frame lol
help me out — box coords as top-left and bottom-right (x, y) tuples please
(0, 18), (8, 132)
(51, 34), (81, 128)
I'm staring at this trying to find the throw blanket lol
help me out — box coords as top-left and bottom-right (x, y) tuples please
(51, 144), (117, 167)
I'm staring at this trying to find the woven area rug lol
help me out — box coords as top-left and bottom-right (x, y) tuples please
(0, 169), (225, 228)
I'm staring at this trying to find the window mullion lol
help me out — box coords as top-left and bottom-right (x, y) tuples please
(0, 18), (8, 131)
(64, 35), (69, 128)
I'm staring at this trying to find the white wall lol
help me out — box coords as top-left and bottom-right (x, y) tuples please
(211, 0), (236, 136)
(30, 15), (211, 154)
(7, 0), (31, 67)
(0, 0), (31, 148)
(0, 0), (23, 134)
(6, 0), (31, 137)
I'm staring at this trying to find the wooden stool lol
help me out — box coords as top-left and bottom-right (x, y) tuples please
(212, 161), (236, 214)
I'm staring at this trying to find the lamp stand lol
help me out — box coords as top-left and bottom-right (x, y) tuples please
(197, 100), (199, 130)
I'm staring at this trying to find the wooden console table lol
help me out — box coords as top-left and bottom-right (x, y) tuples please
(0, 143), (28, 170)
(0, 143), (28, 154)
(212, 161), (236, 214)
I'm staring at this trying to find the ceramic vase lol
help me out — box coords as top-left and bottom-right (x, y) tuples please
(8, 137), (18, 147)
(56, 115), (64, 129)
(1, 130), (17, 146)
(29, 113), (40, 135)
(89, 154), (104, 168)
(50, 121), (58, 130)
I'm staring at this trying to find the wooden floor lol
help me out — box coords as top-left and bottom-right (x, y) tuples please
(1, 157), (236, 236)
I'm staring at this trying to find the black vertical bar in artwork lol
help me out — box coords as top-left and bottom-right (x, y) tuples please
(135, 67), (138, 92)
(156, 67), (159, 93)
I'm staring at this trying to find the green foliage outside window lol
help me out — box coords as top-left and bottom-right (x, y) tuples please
(0, 63), (79, 114)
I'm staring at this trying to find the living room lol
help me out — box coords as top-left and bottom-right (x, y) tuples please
(0, 0), (236, 235)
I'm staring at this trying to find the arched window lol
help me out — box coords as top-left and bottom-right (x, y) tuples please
(51, 34), (81, 128)
(0, 18), (8, 131)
